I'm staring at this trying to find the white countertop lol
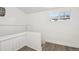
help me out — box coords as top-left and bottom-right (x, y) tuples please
(0, 32), (26, 41)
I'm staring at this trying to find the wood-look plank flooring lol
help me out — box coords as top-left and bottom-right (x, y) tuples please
(18, 42), (79, 51)
(18, 46), (36, 51)
(42, 42), (79, 51)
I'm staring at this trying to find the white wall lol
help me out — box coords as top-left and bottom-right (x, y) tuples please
(0, 7), (79, 48)
(0, 7), (28, 36)
(26, 7), (79, 48)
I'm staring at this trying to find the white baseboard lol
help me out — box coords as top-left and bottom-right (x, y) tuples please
(46, 39), (79, 48)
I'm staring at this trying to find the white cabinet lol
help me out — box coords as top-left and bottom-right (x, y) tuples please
(26, 32), (42, 51)
(0, 32), (42, 51)
(0, 34), (26, 51)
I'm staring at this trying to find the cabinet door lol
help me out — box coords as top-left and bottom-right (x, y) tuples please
(0, 35), (26, 51)
(0, 39), (16, 51)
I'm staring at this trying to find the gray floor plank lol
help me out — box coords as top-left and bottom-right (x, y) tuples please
(18, 42), (79, 51)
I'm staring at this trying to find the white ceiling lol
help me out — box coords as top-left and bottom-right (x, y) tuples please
(18, 7), (53, 14)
